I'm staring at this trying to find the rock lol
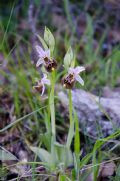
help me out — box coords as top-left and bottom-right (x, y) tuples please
(99, 161), (116, 178)
(58, 89), (120, 137)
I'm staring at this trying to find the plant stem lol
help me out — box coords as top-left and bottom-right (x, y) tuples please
(69, 90), (72, 125)
(66, 90), (74, 148)
(49, 71), (56, 168)
(49, 71), (56, 141)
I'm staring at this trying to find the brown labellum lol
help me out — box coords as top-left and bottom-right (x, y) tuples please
(33, 83), (43, 94)
(44, 57), (57, 72)
(62, 73), (75, 89)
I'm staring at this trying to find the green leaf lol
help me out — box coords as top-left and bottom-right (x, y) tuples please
(59, 175), (68, 181)
(64, 47), (74, 69)
(71, 58), (75, 68)
(92, 129), (120, 181)
(44, 110), (51, 133)
(0, 106), (49, 133)
(36, 34), (48, 50)
(116, 164), (120, 177)
(40, 132), (51, 152)
(44, 27), (55, 54)
(85, 15), (93, 38)
(84, 15), (94, 63)
(30, 146), (52, 166)
(54, 142), (73, 167)
(66, 119), (74, 148)
(80, 153), (92, 169)
(0, 148), (17, 161)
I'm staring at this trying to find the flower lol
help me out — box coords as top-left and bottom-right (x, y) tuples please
(62, 66), (85, 89)
(35, 45), (57, 72)
(33, 74), (50, 95)
(62, 73), (75, 89)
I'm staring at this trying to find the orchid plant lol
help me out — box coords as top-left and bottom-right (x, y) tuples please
(31, 27), (85, 179)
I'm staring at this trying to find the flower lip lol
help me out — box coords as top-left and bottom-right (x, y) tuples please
(33, 83), (43, 93)
(62, 73), (75, 89)
(44, 58), (57, 72)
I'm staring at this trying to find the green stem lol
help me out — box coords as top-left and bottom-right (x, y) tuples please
(49, 71), (56, 141)
(69, 90), (72, 125)
(49, 71), (56, 169)
(66, 90), (74, 148)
